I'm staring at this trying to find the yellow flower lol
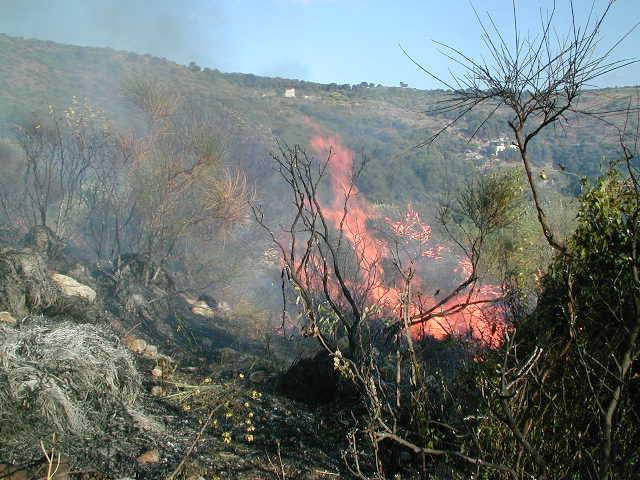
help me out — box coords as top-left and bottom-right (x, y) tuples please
(222, 432), (232, 444)
(239, 373), (245, 379)
(225, 411), (234, 418)
(248, 412), (254, 418)
(243, 402), (250, 408)
(245, 434), (254, 442)
(183, 404), (191, 412)
(251, 390), (262, 400)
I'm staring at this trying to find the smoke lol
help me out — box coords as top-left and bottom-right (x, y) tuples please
(0, 0), (225, 68)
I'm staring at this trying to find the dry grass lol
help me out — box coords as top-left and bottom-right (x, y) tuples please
(0, 317), (142, 462)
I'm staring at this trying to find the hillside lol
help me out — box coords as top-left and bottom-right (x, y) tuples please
(1, 33), (636, 205)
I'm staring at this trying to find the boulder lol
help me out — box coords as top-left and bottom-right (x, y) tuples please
(215, 347), (245, 364)
(191, 301), (215, 318)
(123, 335), (148, 354)
(51, 273), (96, 303)
(142, 343), (158, 359)
(150, 385), (164, 397)
(0, 311), (16, 326)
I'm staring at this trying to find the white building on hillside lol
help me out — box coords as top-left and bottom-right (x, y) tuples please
(284, 88), (296, 98)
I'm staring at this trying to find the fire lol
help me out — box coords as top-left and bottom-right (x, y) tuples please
(306, 122), (505, 347)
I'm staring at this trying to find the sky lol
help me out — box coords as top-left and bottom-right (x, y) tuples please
(0, 0), (639, 89)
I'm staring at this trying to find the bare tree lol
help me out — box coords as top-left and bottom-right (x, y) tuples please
(15, 99), (112, 238)
(253, 142), (372, 357)
(254, 139), (528, 478)
(404, 0), (639, 253)
(102, 79), (255, 286)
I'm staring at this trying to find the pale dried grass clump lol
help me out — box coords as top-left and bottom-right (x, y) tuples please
(0, 248), (59, 318)
(0, 317), (142, 461)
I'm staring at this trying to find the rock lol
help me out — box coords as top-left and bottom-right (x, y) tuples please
(137, 448), (160, 465)
(51, 273), (96, 303)
(197, 293), (218, 308)
(123, 335), (147, 354)
(0, 311), (16, 326)
(191, 301), (215, 318)
(150, 385), (164, 397)
(143, 343), (158, 359)
(151, 366), (163, 378)
(130, 293), (146, 307)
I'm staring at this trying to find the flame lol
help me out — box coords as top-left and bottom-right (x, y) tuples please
(305, 121), (505, 347)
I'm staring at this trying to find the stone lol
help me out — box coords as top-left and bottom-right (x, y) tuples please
(137, 448), (160, 465)
(191, 301), (215, 318)
(0, 311), (16, 326)
(51, 273), (96, 303)
(151, 385), (164, 397)
(143, 343), (158, 359)
(130, 293), (146, 307)
(123, 336), (147, 354)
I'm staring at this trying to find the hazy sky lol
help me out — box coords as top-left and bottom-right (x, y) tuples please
(1, 0), (639, 89)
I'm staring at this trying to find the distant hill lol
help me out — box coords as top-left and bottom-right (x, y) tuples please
(0, 33), (637, 205)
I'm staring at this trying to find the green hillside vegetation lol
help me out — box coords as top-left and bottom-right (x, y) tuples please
(0, 33), (632, 206)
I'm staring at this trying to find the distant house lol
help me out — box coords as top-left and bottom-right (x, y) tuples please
(399, 82), (408, 88)
(284, 88), (296, 98)
(489, 137), (518, 156)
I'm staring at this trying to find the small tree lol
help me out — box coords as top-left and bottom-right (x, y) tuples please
(110, 78), (253, 284)
(406, 0), (638, 253)
(15, 99), (113, 239)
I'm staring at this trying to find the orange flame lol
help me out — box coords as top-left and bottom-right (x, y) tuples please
(306, 121), (505, 347)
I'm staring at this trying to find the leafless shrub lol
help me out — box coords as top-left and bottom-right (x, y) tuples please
(405, 0), (639, 253)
